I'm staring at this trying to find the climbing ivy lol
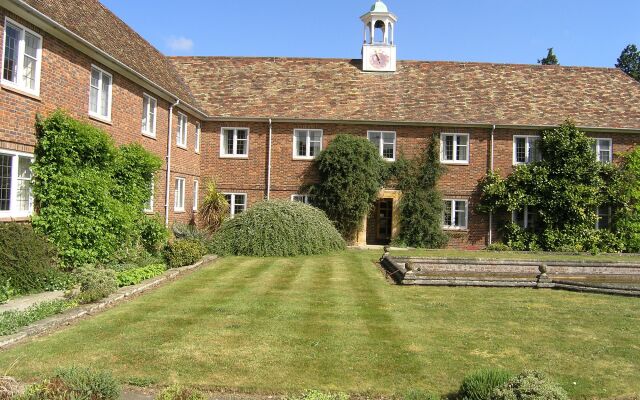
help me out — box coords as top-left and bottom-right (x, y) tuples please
(32, 110), (163, 267)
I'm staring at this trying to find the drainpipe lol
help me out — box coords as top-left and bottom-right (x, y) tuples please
(488, 124), (496, 245)
(164, 99), (180, 227)
(266, 118), (273, 200)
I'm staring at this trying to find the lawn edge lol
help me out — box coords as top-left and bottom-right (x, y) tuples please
(0, 255), (219, 350)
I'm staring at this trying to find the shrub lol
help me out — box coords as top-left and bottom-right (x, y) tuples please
(74, 267), (118, 304)
(403, 388), (440, 400)
(492, 371), (568, 400)
(0, 299), (76, 336)
(395, 135), (448, 248)
(0, 279), (15, 305)
(311, 134), (386, 241)
(141, 215), (169, 255)
(163, 240), (206, 268)
(172, 223), (210, 244)
(0, 223), (67, 295)
(32, 111), (162, 267)
(485, 243), (511, 252)
(459, 369), (512, 400)
(115, 264), (166, 287)
(288, 390), (349, 400)
(198, 181), (229, 234)
(156, 385), (206, 400)
(210, 200), (346, 257)
(22, 366), (120, 400)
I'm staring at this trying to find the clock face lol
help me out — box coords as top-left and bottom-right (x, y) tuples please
(370, 50), (390, 69)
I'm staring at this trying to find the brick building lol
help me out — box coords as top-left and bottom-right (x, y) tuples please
(2, 0), (640, 248)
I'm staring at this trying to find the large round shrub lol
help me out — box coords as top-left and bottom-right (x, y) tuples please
(211, 200), (346, 257)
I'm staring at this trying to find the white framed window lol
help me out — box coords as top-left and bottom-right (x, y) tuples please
(176, 113), (188, 148)
(291, 194), (310, 204)
(141, 93), (157, 137)
(220, 128), (249, 157)
(443, 199), (468, 230)
(144, 180), (154, 213)
(440, 133), (469, 164)
(513, 135), (541, 165)
(193, 180), (199, 211)
(593, 138), (612, 163)
(224, 193), (247, 217)
(0, 150), (33, 218)
(2, 18), (42, 96)
(512, 206), (537, 229)
(195, 122), (201, 153)
(89, 65), (112, 120)
(293, 129), (322, 159)
(368, 131), (396, 161)
(596, 206), (612, 230)
(174, 177), (185, 212)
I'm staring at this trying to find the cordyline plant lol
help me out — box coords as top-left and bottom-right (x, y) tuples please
(198, 180), (229, 233)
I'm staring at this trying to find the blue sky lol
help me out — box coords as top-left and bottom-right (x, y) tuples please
(101, 0), (640, 67)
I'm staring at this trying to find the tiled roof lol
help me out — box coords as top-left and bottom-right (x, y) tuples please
(170, 57), (640, 130)
(20, 0), (199, 107)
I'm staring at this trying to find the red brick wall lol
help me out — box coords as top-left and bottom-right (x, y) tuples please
(0, 9), (202, 225)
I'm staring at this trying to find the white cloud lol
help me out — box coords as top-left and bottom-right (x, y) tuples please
(166, 36), (194, 53)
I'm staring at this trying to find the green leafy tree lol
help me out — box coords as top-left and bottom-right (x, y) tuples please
(478, 121), (620, 252)
(32, 110), (163, 267)
(612, 147), (640, 251)
(538, 48), (559, 65)
(395, 135), (448, 248)
(616, 44), (640, 82)
(311, 134), (386, 241)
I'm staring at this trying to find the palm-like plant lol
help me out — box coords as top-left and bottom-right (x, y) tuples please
(198, 181), (229, 233)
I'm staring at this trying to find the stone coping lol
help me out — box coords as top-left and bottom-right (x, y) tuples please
(0, 255), (218, 350)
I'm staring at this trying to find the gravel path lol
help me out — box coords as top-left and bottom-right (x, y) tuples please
(0, 291), (66, 313)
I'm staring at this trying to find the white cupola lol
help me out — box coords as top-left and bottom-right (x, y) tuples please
(361, 0), (397, 72)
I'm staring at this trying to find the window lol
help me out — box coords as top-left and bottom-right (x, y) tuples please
(368, 131), (396, 161)
(220, 128), (249, 157)
(513, 135), (541, 165)
(293, 129), (322, 159)
(2, 18), (42, 95)
(593, 138), (612, 163)
(291, 194), (310, 204)
(195, 122), (201, 153)
(141, 93), (157, 136)
(0, 150), (33, 217)
(440, 133), (469, 164)
(193, 180), (199, 211)
(224, 193), (246, 217)
(89, 65), (112, 120)
(144, 180), (154, 213)
(174, 177), (185, 212)
(176, 113), (188, 148)
(596, 206), (612, 230)
(512, 206), (537, 229)
(443, 199), (468, 229)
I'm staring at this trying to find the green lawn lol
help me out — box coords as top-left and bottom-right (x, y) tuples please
(1, 251), (639, 398)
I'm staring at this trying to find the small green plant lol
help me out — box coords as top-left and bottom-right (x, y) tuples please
(210, 200), (346, 257)
(0, 279), (15, 305)
(115, 264), (166, 287)
(74, 267), (118, 304)
(485, 243), (512, 252)
(141, 216), (169, 255)
(492, 370), (568, 400)
(198, 181), (229, 233)
(21, 366), (120, 400)
(402, 388), (440, 400)
(163, 240), (206, 269)
(124, 376), (157, 387)
(0, 299), (76, 336)
(156, 385), (206, 400)
(459, 369), (512, 400)
(288, 390), (349, 400)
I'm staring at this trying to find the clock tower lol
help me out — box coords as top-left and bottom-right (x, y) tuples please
(361, 0), (397, 72)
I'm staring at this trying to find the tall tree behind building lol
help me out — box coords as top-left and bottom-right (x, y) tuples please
(616, 44), (640, 82)
(538, 48), (559, 65)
